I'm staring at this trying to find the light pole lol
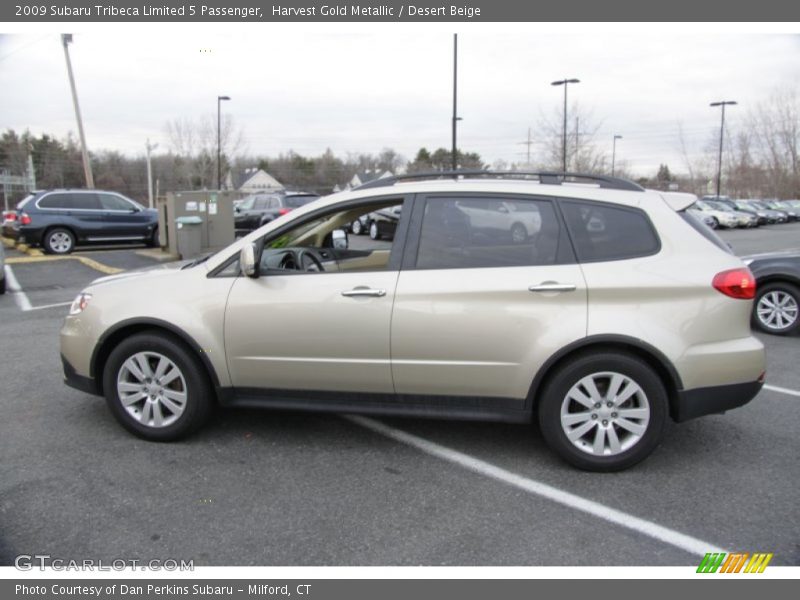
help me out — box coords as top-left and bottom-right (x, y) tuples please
(710, 100), (737, 198)
(145, 139), (158, 208)
(451, 34), (459, 172)
(551, 78), (580, 173)
(217, 95), (231, 190)
(611, 134), (622, 176)
(61, 34), (94, 188)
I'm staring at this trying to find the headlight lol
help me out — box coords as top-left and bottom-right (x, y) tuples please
(69, 292), (93, 315)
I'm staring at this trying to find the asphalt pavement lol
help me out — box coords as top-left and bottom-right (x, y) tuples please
(0, 226), (798, 567)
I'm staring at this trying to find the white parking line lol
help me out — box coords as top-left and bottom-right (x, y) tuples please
(3, 265), (32, 311)
(347, 415), (727, 558)
(764, 384), (800, 398)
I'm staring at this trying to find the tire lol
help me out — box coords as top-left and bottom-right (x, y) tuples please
(510, 223), (527, 244)
(752, 282), (800, 335)
(103, 332), (213, 441)
(0, 276), (5, 295)
(537, 352), (668, 472)
(147, 226), (159, 248)
(369, 221), (381, 240)
(43, 227), (76, 254)
(351, 219), (363, 236)
(710, 217), (719, 230)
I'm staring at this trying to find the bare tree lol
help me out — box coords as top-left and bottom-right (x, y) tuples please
(536, 102), (608, 173)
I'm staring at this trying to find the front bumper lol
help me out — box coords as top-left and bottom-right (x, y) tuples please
(62, 354), (100, 396)
(674, 379), (763, 422)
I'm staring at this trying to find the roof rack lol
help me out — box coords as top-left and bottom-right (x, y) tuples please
(354, 170), (645, 192)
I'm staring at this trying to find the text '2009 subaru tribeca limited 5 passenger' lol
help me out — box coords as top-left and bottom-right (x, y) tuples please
(60, 172), (766, 471)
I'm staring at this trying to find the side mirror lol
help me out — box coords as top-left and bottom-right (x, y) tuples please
(240, 243), (260, 278)
(332, 228), (348, 249)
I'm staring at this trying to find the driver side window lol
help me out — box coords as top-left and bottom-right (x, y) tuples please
(257, 198), (405, 275)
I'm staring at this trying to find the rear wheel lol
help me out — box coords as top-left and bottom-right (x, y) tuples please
(103, 332), (213, 441)
(753, 282), (800, 335)
(538, 352), (668, 471)
(43, 227), (75, 254)
(351, 219), (363, 235)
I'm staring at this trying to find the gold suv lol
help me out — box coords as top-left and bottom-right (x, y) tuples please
(60, 173), (766, 471)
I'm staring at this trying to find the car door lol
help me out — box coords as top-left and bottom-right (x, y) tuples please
(62, 192), (105, 238)
(224, 196), (409, 396)
(391, 194), (588, 404)
(97, 192), (151, 239)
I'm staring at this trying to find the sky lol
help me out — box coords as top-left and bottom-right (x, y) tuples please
(1, 24), (799, 176)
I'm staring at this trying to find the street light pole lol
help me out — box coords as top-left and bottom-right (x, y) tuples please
(217, 95), (231, 190)
(61, 34), (94, 189)
(551, 78), (580, 173)
(451, 34), (458, 172)
(145, 139), (158, 208)
(710, 100), (737, 198)
(611, 134), (622, 176)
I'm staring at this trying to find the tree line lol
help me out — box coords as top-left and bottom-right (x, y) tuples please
(1, 84), (797, 205)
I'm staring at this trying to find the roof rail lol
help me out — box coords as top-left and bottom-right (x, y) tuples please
(354, 170), (645, 192)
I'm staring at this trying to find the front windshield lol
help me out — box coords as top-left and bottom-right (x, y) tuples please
(709, 202), (732, 212)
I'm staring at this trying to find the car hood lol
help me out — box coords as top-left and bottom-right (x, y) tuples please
(87, 257), (202, 287)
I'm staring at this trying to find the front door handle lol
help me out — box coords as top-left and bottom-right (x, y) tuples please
(528, 282), (577, 293)
(341, 288), (387, 298)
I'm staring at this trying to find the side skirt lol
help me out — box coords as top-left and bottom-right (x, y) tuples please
(217, 387), (532, 424)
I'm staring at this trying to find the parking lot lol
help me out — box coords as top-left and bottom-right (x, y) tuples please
(0, 224), (798, 567)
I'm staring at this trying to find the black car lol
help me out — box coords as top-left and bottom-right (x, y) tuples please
(234, 192), (319, 234)
(367, 205), (402, 240)
(8, 189), (158, 254)
(745, 252), (800, 335)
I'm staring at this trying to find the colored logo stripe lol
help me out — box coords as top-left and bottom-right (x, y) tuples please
(697, 552), (773, 573)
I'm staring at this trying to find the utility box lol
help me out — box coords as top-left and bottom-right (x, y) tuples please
(158, 191), (237, 258)
(175, 216), (203, 260)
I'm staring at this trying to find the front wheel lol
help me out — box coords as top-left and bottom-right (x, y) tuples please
(537, 352), (668, 471)
(369, 221), (381, 240)
(753, 282), (800, 335)
(351, 219), (363, 235)
(103, 332), (213, 441)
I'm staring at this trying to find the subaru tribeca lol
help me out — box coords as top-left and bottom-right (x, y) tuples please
(60, 172), (766, 471)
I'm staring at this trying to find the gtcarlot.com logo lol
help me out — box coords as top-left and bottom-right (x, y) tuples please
(697, 552), (773, 573)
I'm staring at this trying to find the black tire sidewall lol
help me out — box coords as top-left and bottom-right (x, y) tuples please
(103, 333), (212, 441)
(44, 228), (75, 254)
(538, 352), (668, 472)
(752, 282), (800, 335)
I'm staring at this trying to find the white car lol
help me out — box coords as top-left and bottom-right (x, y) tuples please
(692, 201), (739, 229)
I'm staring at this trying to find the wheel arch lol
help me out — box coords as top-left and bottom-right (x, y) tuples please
(41, 224), (78, 247)
(527, 335), (684, 421)
(91, 318), (222, 397)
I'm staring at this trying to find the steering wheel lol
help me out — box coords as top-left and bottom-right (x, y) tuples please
(279, 249), (324, 273)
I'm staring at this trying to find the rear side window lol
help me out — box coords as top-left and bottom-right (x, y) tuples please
(415, 196), (561, 270)
(37, 193), (73, 209)
(285, 196), (317, 208)
(561, 200), (660, 262)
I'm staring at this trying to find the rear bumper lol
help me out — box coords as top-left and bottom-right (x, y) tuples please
(62, 354), (100, 396)
(674, 379), (763, 422)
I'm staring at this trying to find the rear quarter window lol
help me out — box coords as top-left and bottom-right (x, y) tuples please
(679, 210), (733, 254)
(561, 200), (660, 262)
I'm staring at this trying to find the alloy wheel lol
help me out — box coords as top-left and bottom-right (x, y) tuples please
(559, 371), (651, 457)
(757, 290), (799, 331)
(116, 351), (188, 428)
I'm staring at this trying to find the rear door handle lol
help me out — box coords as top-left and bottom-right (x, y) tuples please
(341, 288), (387, 298)
(528, 282), (576, 293)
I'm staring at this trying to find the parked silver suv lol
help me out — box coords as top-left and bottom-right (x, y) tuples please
(60, 172), (766, 471)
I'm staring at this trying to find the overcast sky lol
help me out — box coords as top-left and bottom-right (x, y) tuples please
(1, 25), (798, 175)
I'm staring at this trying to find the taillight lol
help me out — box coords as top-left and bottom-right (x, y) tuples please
(2, 211), (16, 222)
(20, 212), (32, 225)
(278, 208), (291, 216)
(712, 268), (756, 299)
